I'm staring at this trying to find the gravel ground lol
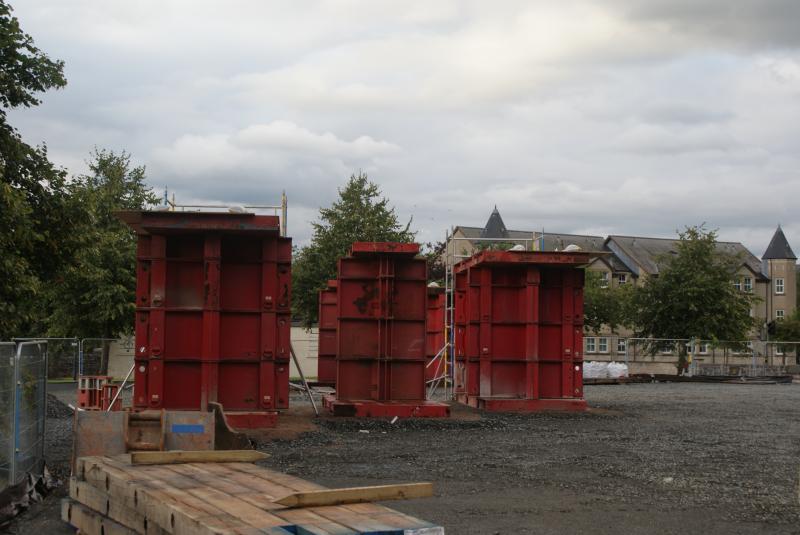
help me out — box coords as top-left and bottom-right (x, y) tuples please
(256, 384), (800, 534)
(4, 382), (799, 534)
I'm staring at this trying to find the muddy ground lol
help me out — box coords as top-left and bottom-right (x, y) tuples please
(4, 383), (799, 534)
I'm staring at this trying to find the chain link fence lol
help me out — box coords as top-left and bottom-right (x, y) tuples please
(582, 335), (798, 376)
(14, 337), (77, 381)
(0, 342), (14, 490)
(0, 341), (47, 494)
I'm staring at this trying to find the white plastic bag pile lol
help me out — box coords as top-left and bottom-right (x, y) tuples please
(583, 361), (629, 379)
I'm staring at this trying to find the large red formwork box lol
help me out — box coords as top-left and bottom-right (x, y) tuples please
(425, 285), (446, 382)
(316, 280), (338, 386)
(323, 242), (449, 418)
(118, 211), (291, 428)
(453, 250), (592, 412)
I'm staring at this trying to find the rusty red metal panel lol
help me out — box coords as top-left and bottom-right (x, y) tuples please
(349, 241), (420, 255)
(317, 280), (338, 385)
(331, 242), (447, 417)
(453, 251), (588, 411)
(125, 211), (290, 425)
(425, 286), (445, 381)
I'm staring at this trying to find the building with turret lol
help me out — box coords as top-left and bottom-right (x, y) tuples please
(446, 207), (797, 369)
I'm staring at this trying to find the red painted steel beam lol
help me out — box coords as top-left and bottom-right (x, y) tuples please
(453, 250), (596, 273)
(349, 242), (420, 256)
(117, 210), (280, 235)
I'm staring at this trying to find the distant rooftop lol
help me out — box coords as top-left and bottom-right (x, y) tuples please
(762, 226), (797, 260)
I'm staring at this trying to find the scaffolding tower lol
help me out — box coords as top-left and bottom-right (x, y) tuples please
(429, 228), (538, 400)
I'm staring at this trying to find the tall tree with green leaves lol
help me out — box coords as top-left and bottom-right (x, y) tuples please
(774, 310), (800, 364)
(583, 271), (634, 335)
(0, 0), (69, 338)
(631, 225), (755, 373)
(46, 149), (158, 340)
(292, 172), (414, 326)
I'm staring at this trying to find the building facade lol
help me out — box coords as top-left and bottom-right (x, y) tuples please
(446, 208), (798, 369)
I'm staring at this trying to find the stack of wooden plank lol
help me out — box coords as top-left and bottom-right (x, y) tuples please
(62, 452), (443, 535)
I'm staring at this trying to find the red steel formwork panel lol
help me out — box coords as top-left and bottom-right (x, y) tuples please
(316, 280), (338, 385)
(119, 211), (291, 427)
(453, 250), (592, 412)
(425, 286), (446, 382)
(324, 242), (449, 418)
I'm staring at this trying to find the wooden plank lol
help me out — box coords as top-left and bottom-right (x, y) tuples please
(81, 457), (243, 535)
(72, 457), (443, 534)
(61, 499), (137, 535)
(274, 483), (434, 508)
(70, 478), (166, 535)
(130, 449), (268, 466)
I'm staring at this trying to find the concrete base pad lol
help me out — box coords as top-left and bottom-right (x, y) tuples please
(458, 395), (588, 412)
(224, 411), (278, 429)
(322, 395), (450, 418)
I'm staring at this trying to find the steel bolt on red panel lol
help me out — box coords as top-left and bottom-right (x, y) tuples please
(425, 285), (446, 382)
(119, 210), (291, 428)
(316, 280), (338, 386)
(325, 242), (449, 418)
(453, 250), (593, 412)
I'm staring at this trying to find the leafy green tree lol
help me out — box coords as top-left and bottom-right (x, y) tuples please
(421, 241), (446, 284)
(292, 172), (414, 326)
(45, 150), (157, 370)
(774, 310), (800, 364)
(0, 0), (68, 338)
(631, 225), (755, 374)
(583, 271), (634, 335)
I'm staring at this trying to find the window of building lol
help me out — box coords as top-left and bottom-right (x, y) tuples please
(776, 345), (784, 356)
(775, 278), (785, 295)
(599, 272), (609, 288)
(699, 343), (709, 354)
(743, 277), (752, 292)
(733, 279), (741, 291)
(776, 309), (785, 320)
(585, 337), (596, 353)
(617, 338), (627, 354)
(618, 274), (627, 285)
(598, 337), (609, 353)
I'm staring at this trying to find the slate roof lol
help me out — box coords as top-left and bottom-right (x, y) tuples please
(606, 235), (767, 279)
(480, 206), (508, 239)
(762, 226), (797, 260)
(541, 233), (605, 253)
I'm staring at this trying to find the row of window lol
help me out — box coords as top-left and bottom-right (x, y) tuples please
(733, 277), (753, 292)
(583, 338), (785, 355)
(598, 272), (627, 288)
(600, 275), (786, 295)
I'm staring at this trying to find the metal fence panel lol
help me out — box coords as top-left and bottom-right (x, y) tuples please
(0, 342), (14, 490)
(14, 337), (77, 380)
(12, 341), (47, 485)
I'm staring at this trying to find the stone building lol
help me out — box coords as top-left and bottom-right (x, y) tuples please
(447, 208), (798, 370)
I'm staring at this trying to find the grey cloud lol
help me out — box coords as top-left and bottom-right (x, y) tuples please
(7, 1), (800, 256)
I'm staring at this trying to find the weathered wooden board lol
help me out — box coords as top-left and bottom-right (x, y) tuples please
(71, 455), (444, 535)
(130, 450), (268, 466)
(275, 483), (434, 508)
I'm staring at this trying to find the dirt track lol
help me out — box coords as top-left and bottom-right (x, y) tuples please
(4, 383), (800, 534)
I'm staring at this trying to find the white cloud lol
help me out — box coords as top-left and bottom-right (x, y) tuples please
(7, 0), (800, 254)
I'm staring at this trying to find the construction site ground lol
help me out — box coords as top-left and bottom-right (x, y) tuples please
(5, 382), (799, 534)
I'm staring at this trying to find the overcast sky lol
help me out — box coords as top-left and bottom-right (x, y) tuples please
(10, 1), (800, 255)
